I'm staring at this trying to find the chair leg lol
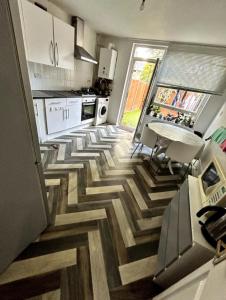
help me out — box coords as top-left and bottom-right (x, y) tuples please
(131, 142), (141, 158)
(139, 143), (144, 153)
(168, 159), (174, 175)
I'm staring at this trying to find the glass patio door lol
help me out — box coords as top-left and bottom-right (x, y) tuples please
(120, 60), (156, 129)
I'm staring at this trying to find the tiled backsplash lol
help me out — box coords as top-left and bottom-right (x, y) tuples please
(28, 61), (93, 90)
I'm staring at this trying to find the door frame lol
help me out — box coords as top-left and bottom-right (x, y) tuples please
(117, 43), (166, 129)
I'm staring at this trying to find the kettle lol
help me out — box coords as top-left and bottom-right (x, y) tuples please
(196, 205), (226, 248)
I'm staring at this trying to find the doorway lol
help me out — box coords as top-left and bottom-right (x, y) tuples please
(120, 45), (165, 131)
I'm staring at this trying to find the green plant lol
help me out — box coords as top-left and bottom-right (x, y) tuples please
(140, 63), (155, 82)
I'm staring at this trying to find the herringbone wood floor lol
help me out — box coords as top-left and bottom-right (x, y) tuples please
(0, 125), (181, 300)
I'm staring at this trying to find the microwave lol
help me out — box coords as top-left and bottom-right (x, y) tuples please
(198, 156), (226, 207)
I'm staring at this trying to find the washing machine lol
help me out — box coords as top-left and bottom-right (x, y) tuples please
(94, 97), (109, 125)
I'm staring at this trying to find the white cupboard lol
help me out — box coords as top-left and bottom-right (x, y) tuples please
(53, 17), (75, 70)
(21, 0), (54, 66)
(45, 98), (82, 134)
(98, 48), (117, 80)
(45, 99), (67, 134)
(20, 0), (74, 69)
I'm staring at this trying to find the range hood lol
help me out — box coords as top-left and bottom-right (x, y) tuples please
(72, 16), (97, 64)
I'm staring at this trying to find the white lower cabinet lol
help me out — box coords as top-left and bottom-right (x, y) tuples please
(45, 98), (67, 134)
(45, 98), (82, 135)
(66, 98), (82, 129)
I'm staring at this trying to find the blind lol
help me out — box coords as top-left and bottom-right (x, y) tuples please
(157, 44), (226, 95)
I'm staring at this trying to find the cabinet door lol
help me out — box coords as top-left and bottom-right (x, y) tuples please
(66, 98), (82, 129)
(45, 99), (67, 134)
(153, 260), (226, 300)
(53, 17), (75, 70)
(20, 0), (54, 66)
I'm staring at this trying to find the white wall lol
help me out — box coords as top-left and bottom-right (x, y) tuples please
(98, 33), (226, 129)
(204, 101), (226, 139)
(27, 0), (96, 91)
(195, 93), (226, 135)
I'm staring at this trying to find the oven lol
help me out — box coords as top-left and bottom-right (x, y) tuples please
(81, 97), (96, 121)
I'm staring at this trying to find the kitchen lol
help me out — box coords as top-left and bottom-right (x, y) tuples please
(20, 0), (116, 142)
(1, 0), (226, 299)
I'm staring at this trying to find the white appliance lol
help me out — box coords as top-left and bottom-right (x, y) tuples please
(198, 142), (226, 208)
(81, 97), (96, 123)
(94, 97), (109, 125)
(98, 48), (117, 80)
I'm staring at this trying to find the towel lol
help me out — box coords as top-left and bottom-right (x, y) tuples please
(211, 127), (226, 144)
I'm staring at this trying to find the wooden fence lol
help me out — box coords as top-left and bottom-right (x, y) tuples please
(124, 80), (149, 112)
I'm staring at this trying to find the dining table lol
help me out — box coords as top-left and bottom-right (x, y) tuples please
(147, 122), (205, 175)
(148, 122), (204, 148)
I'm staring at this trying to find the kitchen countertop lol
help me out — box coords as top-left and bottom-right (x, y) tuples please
(32, 90), (82, 99)
(32, 90), (110, 99)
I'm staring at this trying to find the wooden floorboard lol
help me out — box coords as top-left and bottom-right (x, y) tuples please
(0, 124), (181, 299)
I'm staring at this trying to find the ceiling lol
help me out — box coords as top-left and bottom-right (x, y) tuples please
(50, 0), (226, 45)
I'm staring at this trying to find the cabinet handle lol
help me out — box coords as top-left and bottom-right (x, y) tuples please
(50, 41), (54, 65)
(68, 108), (70, 119)
(49, 101), (61, 105)
(55, 42), (59, 66)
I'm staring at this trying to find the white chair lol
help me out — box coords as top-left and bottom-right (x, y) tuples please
(165, 141), (203, 175)
(131, 124), (158, 158)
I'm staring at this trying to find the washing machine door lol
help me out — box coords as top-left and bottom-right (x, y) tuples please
(99, 105), (107, 117)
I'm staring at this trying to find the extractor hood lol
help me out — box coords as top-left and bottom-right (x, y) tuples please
(72, 16), (97, 64)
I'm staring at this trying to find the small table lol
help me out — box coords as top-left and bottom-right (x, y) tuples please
(148, 122), (204, 148)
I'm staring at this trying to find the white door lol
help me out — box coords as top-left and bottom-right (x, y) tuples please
(66, 98), (82, 129)
(45, 99), (67, 134)
(20, 0), (54, 66)
(153, 259), (226, 300)
(53, 17), (74, 70)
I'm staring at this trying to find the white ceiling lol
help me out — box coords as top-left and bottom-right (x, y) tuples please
(50, 0), (226, 45)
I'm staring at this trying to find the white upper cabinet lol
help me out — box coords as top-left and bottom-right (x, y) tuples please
(53, 17), (75, 70)
(20, 0), (75, 69)
(98, 48), (117, 80)
(21, 0), (54, 66)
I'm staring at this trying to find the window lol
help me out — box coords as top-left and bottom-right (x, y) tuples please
(153, 87), (209, 117)
(157, 44), (226, 95)
(134, 46), (165, 60)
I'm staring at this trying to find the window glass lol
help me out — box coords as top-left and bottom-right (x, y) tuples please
(134, 47), (165, 60)
(154, 87), (205, 113)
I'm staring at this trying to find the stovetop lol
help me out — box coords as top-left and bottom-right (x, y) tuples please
(73, 89), (96, 97)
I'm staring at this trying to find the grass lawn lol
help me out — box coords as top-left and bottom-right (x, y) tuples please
(121, 109), (141, 128)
